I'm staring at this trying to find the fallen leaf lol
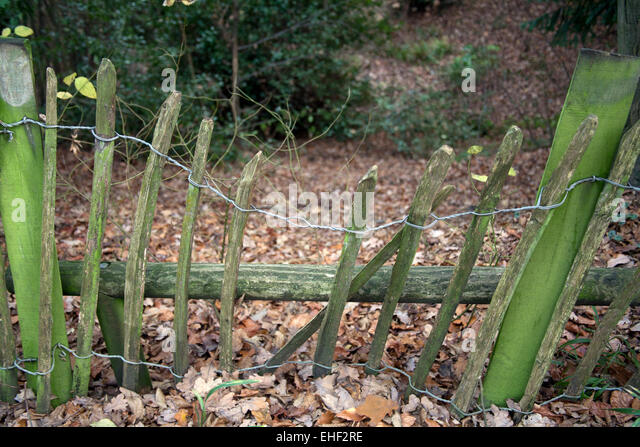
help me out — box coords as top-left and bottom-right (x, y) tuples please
(607, 254), (630, 268)
(335, 407), (365, 422)
(355, 395), (398, 426)
(175, 409), (190, 426)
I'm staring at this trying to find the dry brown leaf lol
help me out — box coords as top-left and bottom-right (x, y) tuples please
(175, 409), (190, 426)
(335, 407), (366, 422)
(355, 395), (398, 426)
(317, 411), (335, 425)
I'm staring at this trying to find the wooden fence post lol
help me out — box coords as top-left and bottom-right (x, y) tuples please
(0, 37), (71, 404)
(407, 126), (522, 399)
(261, 185), (455, 372)
(452, 115), (598, 417)
(73, 58), (117, 396)
(219, 152), (263, 372)
(122, 92), (181, 391)
(0, 249), (17, 402)
(36, 68), (58, 413)
(366, 146), (454, 374)
(520, 119), (640, 411)
(313, 166), (378, 377)
(174, 118), (213, 379)
(566, 269), (640, 397)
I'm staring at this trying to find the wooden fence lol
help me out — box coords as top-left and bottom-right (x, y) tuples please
(1, 42), (640, 418)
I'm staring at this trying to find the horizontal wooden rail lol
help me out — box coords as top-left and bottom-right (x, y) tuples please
(4, 262), (636, 306)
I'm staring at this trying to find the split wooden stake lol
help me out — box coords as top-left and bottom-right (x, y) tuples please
(219, 151), (264, 372)
(451, 115), (598, 417)
(122, 92), (181, 391)
(366, 145), (454, 374)
(174, 118), (213, 379)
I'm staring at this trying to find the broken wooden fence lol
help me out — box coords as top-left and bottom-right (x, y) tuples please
(1, 47), (640, 418)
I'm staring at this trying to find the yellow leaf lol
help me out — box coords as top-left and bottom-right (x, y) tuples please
(1, 28), (10, 38)
(508, 167), (517, 176)
(181, 0), (197, 4)
(56, 91), (73, 100)
(14, 25), (34, 37)
(174, 408), (189, 426)
(467, 145), (483, 155)
(163, 0), (176, 5)
(74, 76), (97, 99)
(63, 72), (77, 86)
(90, 418), (117, 427)
(471, 174), (488, 183)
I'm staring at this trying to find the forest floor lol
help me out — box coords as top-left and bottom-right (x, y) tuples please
(2, 0), (640, 427)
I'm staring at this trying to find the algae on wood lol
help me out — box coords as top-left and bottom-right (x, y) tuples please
(0, 38), (71, 403)
(174, 118), (213, 379)
(122, 92), (181, 391)
(73, 59), (117, 396)
(13, 262), (635, 306)
(452, 115), (598, 416)
(36, 67), (58, 413)
(520, 119), (640, 411)
(313, 166), (377, 377)
(0, 249), (17, 402)
(408, 126), (522, 399)
(481, 49), (640, 408)
(261, 185), (455, 373)
(366, 146), (454, 373)
(219, 152), (263, 372)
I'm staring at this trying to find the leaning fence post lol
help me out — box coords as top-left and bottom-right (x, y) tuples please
(0, 37), (71, 404)
(122, 92), (181, 391)
(261, 184), (455, 373)
(0, 249), (17, 402)
(73, 58), (117, 396)
(219, 151), (263, 372)
(262, 184), (453, 373)
(566, 269), (640, 397)
(365, 146), (454, 374)
(312, 166), (378, 377)
(407, 126), (522, 399)
(174, 118), (213, 379)
(36, 68), (58, 413)
(451, 115), (598, 417)
(520, 119), (640, 412)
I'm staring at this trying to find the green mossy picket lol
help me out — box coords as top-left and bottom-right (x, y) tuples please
(0, 38), (71, 404)
(481, 49), (640, 406)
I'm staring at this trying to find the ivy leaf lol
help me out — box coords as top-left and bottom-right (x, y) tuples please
(471, 174), (488, 183)
(74, 76), (97, 99)
(467, 145), (483, 155)
(63, 72), (77, 86)
(1, 28), (10, 38)
(14, 25), (34, 37)
(56, 91), (73, 100)
(508, 167), (517, 176)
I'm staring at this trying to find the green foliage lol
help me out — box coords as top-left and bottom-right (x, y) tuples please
(193, 379), (258, 427)
(0, 0), (388, 159)
(522, 0), (616, 46)
(384, 37), (452, 64)
(367, 87), (494, 155)
(444, 44), (500, 86)
(613, 386), (640, 427)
